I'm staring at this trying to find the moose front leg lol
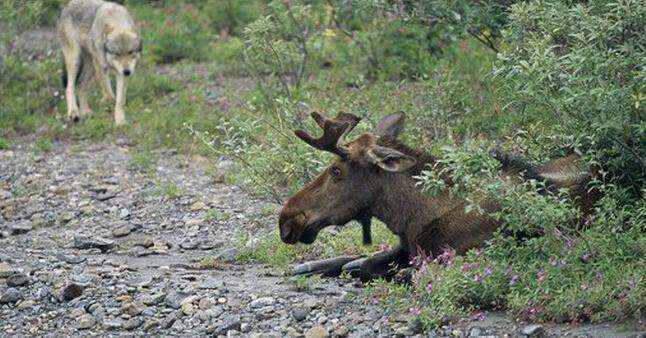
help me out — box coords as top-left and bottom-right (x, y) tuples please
(358, 211), (372, 245)
(343, 244), (410, 281)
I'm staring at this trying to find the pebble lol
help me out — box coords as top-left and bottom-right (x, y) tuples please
(292, 308), (309, 321)
(73, 235), (115, 252)
(165, 291), (189, 309)
(112, 224), (135, 237)
(0, 288), (22, 304)
(78, 314), (96, 330)
(103, 318), (124, 330)
(59, 283), (84, 301)
(0, 262), (14, 278)
(6, 272), (30, 287)
(123, 317), (143, 330)
(304, 325), (329, 338)
(10, 221), (33, 235)
(249, 296), (276, 309)
(522, 324), (545, 337)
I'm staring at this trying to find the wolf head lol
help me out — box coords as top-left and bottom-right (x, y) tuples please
(104, 29), (142, 77)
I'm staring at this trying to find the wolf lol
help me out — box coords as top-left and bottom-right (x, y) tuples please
(58, 0), (142, 126)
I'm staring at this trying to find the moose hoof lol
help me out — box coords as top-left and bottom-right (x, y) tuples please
(292, 256), (362, 277)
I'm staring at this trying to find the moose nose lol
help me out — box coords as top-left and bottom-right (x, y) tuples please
(279, 217), (294, 243)
(123, 69), (131, 76)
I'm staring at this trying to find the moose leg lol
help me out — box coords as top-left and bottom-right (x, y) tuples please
(343, 244), (410, 281)
(358, 211), (372, 245)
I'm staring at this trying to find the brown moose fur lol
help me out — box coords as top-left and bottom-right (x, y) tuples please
(279, 112), (599, 279)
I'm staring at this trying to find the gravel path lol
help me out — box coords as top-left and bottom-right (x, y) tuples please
(1, 141), (644, 337)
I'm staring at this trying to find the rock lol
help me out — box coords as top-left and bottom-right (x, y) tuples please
(209, 315), (241, 336)
(103, 318), (124, 331)
(179, 239), (199, 250)
(0, 262), (14, 278)
(0, 288), (22, 304)
(73, 235), (114, 252)
(333, 325), (349, 337)
(199, 297), (215, 310)
(70, 307), (86, 317)
(56, 253), (87, 264)
(304, 325), (329, 338)
(521, 324), (545, 337)
(78, 314), (96, 330)
(165, 291), (189, 309)
(16, 299), (35, 309)
(213, 160), (235, 183)
(123, 317), (143, 330)
(112, 224), (135, 237)
(133, 237), (154, 248)
(115, 294), (133, 302)
(292, 308), (309, 321)
(469, 326), (484, 337)
(199, 278), (223, 289)
(10, 221), (33, 235)
(142, 292), (166, 306)
(119, 208), (131, 220)
(95, 191), (117, 201)
(6, 272), (30, 287)
(122, 302), (144, 316)
(190, 201), (207, 211)
(249, 296), (276, 309)
(60, 283), (84, 301)
(143, 319), (159, 331)
(181, 302), (196, 316)
(199, 240), (223, 250)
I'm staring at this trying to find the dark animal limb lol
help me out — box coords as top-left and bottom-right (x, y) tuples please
(356, 245), (410, 281)
(292, 256), (362, 277)
(357, 211), (372, 245)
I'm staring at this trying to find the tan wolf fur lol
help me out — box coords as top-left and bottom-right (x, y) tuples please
(58, 0), (142, 125)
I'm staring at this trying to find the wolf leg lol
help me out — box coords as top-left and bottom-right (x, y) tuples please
(114, 74), (128, 126)
(93, 58), (114, 102)
(78, 53), (96, 118)
(61, 40), (82, 121)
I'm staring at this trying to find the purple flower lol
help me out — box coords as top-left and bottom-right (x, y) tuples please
(509, 274), (519, 285)
(433, 248), (455, 266)
(409, 307), (421, 316)
(461, 262), (479, 272)
(426, 282), (433, 294)
(484, 267), (493, 276)
(473, 274), (483, 283)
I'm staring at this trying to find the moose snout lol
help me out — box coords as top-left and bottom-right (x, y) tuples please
(279, 212), (308, 244)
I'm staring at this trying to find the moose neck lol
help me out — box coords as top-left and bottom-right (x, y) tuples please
(370, 173), (440, 239)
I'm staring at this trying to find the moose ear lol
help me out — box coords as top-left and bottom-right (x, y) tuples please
(375, 112), (406, 140)
(366, 145), (416, 172)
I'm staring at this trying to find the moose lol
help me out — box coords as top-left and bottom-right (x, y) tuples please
(279, 112), (599, 280)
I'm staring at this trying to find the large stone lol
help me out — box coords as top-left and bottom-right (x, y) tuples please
(123, 317), (143, 331)
(7, 273), (30, 287)
(521, 324), (545, 337)
(60, 283), (84, 301)
(10, 221), (33, 235)
(73, 235), (115, 252)
(165, 291), (189, 309)
(0, 288), (22, 304)
(249, 297), (276, 309)
(78, 314), (96, 330)
(304, 325), (329, 338)
(0, 262), (15, 278)
(112, 224), (135, 237)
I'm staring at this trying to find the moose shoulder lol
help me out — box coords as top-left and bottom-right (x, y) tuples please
(279, 112), (599, 280)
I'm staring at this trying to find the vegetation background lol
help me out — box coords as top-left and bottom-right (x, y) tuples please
(1, 0), (643, 329)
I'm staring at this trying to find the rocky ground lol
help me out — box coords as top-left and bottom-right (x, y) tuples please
(1, 140), (644, 337)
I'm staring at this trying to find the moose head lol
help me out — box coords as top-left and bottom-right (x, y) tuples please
(278, 111), (418, 245)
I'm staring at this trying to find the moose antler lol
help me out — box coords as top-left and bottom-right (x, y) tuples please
(295, 112), (361, 158)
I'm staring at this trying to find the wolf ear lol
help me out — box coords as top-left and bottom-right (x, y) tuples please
(135, 37), (143, 52)
(375, 112), (406, 140)
(366, 145), (416, 173)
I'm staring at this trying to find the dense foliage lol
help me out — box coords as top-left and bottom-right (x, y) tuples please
(1, 0), (643, 328)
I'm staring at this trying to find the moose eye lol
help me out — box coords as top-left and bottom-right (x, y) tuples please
(330, 166), (342, 178)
